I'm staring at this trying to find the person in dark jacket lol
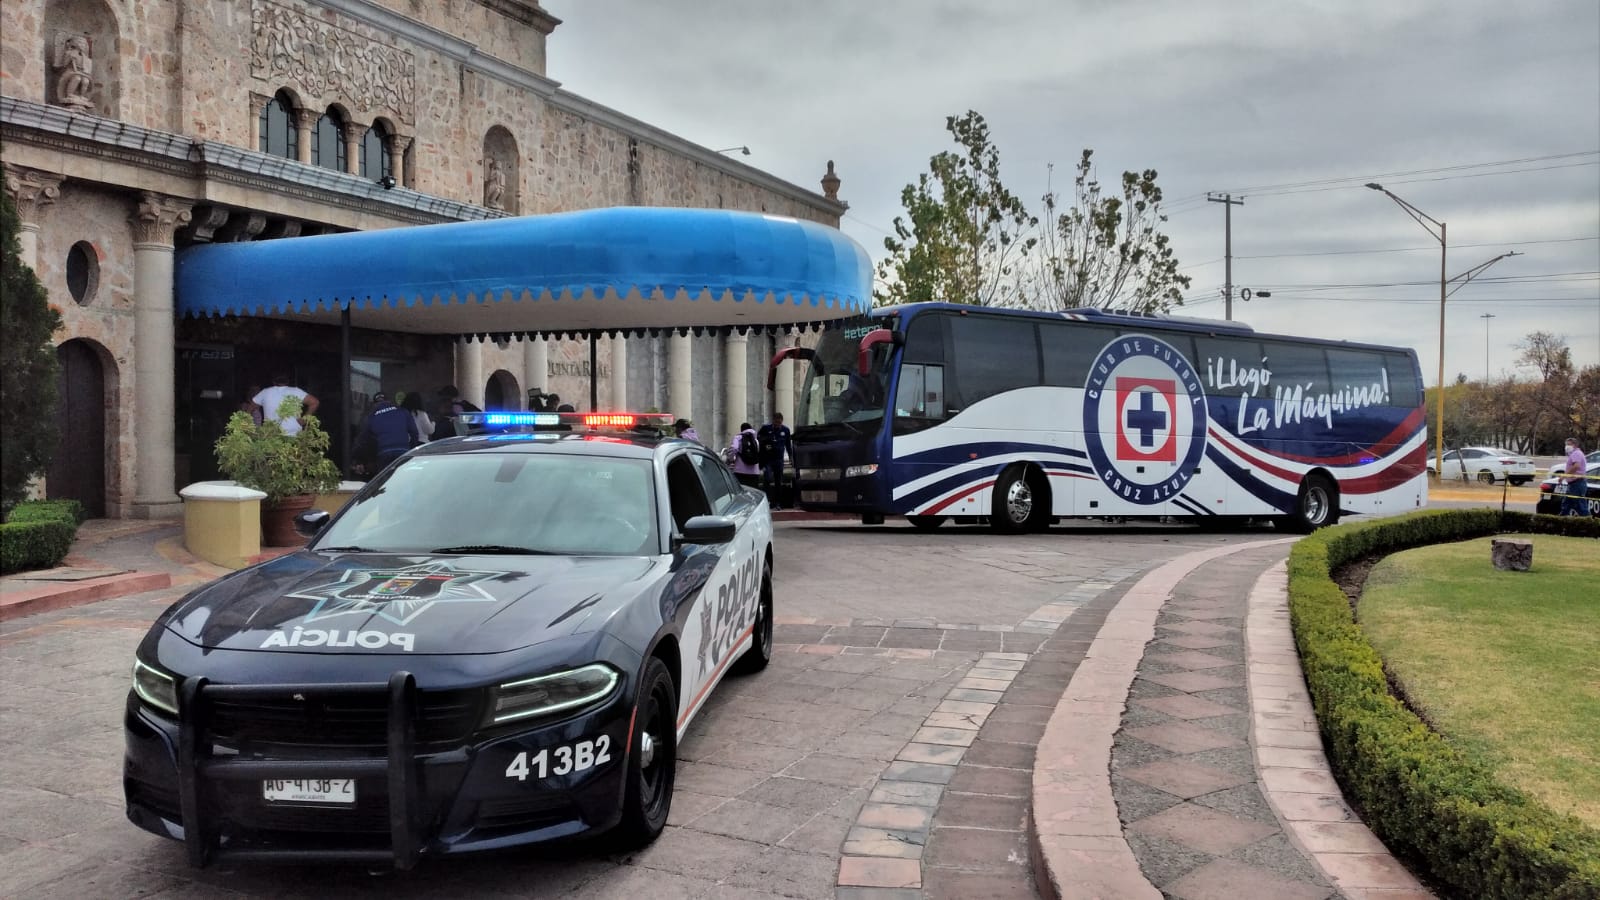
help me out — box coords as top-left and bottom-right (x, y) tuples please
(358, 392), (419, 475)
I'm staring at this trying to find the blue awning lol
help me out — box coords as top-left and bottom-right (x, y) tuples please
(176, 206), (874, 337)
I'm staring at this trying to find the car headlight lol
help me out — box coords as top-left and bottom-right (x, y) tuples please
(487, 663), (620, 726)
(132, 659), (179, 716)
(844, 464), (879, 478)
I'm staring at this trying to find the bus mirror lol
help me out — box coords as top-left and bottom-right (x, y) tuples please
(857, 329), (896, 376)
(767, 346), (815, 391)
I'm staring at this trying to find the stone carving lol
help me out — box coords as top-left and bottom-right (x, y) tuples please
(52, 32), (95, 111)
(1490, 539), (1532, 572)
(820, 160), (841, 201)
(250, 0), (415, 124)
(2, 164), (65, 220)
(130, 193), (195, 247)
(484, 156), (506, 210)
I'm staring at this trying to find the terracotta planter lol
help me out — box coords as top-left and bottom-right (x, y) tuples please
(261, 494), (316, 547)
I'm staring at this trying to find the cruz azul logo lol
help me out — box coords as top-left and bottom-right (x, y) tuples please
(1082, 335), (1207, 505)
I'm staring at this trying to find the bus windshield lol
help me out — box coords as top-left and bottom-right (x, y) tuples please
(797, 326), (891, 433)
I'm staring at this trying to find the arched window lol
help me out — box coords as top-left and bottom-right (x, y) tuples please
(360, 122), (391, 180)
(312, 108), (345, 171)
(258, 91), (297, 159)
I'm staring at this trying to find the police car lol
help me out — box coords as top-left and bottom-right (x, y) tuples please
(124, 412), (775, 868)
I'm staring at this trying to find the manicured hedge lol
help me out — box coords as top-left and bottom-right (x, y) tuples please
(0, 500), (83, 574)
(1287, 509), (1600, 899)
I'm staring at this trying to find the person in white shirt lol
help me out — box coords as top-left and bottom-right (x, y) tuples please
(401, 391), (433, 444)
(251, 373), (319, 436)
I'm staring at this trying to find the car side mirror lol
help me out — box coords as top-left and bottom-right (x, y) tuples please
(678, 515), (736, 546)
(294, 509), (331, 537)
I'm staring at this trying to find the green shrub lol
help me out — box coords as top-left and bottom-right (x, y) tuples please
(5, 499), (85, 526)
(0, 519), (76, 573)
(1288, 509), (1600, 899)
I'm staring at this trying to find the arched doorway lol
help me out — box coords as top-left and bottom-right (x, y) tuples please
(484, 369), (521, 410)
(48, 339), (107, 517)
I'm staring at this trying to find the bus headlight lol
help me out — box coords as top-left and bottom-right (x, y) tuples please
(132, 659), (179, 716)
(487, 664), (620, 726)
(844, 464), (879, 478)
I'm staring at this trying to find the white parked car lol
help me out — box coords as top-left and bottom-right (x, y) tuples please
(1426, 447), (1537, 485)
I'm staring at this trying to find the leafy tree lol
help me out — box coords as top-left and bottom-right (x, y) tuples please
(1032, 150), (1190, 313)
(876, 111), (1036, 307)
(0, 192), (62, 516)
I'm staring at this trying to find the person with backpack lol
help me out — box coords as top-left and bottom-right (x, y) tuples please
(756, 412), (793, 508)
(431, 384), (483, 440)
(724, 422), (762, 488)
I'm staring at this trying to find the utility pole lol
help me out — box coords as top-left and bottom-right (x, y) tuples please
(1207, 193), (1245, 320)
(1480, 313), (1495, 380)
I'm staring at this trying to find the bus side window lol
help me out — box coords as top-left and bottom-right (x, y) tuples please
(896, 364), (945, 420)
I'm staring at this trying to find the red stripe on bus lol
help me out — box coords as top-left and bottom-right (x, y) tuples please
(925, 479), (996, 515)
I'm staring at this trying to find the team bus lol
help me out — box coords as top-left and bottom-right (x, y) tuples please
(770, 303), (1427, 533)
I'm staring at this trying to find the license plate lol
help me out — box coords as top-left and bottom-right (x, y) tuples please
(263, 778), (356, 805)
(1554, 485), (1568, 495)
(800, 490), (836, 504)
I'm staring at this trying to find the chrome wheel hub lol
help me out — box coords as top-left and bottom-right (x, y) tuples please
(640, 731), (656, 769)
(1006, 481), (1033, 523)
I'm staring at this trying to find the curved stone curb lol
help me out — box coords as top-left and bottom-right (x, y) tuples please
(1029, 538), (1295, 900)
(1244, 561), (1434, 899)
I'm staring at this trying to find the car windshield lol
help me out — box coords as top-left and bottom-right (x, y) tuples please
(797, 324), (892, 431)
(314, 451), (659, 555)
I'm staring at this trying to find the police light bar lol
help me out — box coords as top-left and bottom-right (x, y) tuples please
(454, 411), (675, 434)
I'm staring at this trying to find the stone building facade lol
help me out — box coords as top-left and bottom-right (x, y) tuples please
(1, 0), (846, 519)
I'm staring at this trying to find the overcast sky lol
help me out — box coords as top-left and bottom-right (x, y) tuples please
(547, 0), (1600, 383)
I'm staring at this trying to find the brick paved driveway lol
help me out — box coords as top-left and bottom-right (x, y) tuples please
(0, 520), (1260, 898)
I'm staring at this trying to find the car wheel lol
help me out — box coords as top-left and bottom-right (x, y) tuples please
(990, 466), (1046, 534)
(1278, 473), (1339, 533)
(612, 657), (676, 848)
(733, 560), (774, 674)
(907, 515), (946, 531)
(1510, 477), (1531, 486)
(1477, 470), (1496, 485)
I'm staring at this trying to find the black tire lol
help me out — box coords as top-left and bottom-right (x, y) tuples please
(990, 467), (1047, 534)
(1510, 477), (1531, 486)
(862, 513), (885, 526)
(907, 515), (946, 531)
(1279, 473), (1339, 533)
(1477, 470), (1496, 485)
(733, 560), (773, 674)
(611, 657), (676, 849)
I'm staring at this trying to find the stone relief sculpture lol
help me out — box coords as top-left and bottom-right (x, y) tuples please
(250, 0), (415, 124)
(484, 156), (506, 210)
(52, 32), (95, 111)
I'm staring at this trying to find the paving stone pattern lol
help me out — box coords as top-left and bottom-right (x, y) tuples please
(1114, 547), (1340, 900)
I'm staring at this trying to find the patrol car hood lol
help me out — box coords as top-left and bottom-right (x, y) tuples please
(161, 551), (662, 655)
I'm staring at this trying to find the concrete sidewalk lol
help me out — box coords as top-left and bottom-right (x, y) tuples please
(1029, 540), (1432, 900)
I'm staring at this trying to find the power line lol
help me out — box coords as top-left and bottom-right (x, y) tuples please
(1209, 150), (1599, 197)
(1233, 235), (1600, 261)
(1244, 161), (1599, 198)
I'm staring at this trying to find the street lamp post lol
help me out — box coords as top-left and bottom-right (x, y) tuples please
(1366, 183), (1447, 478)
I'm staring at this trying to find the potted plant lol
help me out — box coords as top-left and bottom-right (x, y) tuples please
(214, 395), (342, 546)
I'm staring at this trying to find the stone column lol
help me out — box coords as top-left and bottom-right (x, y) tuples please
(389, 135), (412, 187)
(2, 164), (64, 269)
(724, 332), (748, 435)
(610, 335), (629, 410)
(293, 108), (316, 165)
(342, 121), (364, 175)
(247, 93), (270, 148)
(130, 192), (194, 519)
(523, 336), (548, 404)
(774, 334), (798, 428)
(457, 339), (485, 409)
(668, 333), (693, 425)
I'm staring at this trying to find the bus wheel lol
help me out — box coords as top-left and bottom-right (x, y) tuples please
(1282, 474), (1339, 532)
(908, 515), (946, 531)
(862, 513), (885, 526)
(991, 467), (1045, 534)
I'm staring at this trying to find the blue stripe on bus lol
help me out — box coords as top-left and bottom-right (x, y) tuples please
(895, 441), (1089, 467)
(1204, 446), (1297, 512)
(1172, 495), (1215, 516)
(893, 459), (1095, 513)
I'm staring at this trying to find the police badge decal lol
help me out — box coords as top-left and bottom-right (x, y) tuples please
(1082, 334), (1208, 506)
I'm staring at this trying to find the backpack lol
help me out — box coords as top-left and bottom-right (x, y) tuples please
(757, 425), (777, 461)
(737, 431), (761, 465)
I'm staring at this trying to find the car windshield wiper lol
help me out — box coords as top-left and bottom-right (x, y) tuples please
(316, 545), (375, 553)
(430, 544), (551, 555)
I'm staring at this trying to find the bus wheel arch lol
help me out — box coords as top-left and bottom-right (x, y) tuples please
(1282, 470), (1339, 532)
(991, 463), (1051, 534)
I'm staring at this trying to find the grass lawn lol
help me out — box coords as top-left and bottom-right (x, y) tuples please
(1360, 534), (1600, 828)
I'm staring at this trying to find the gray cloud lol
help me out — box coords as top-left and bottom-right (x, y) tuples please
(548, 0), (1600, 379)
